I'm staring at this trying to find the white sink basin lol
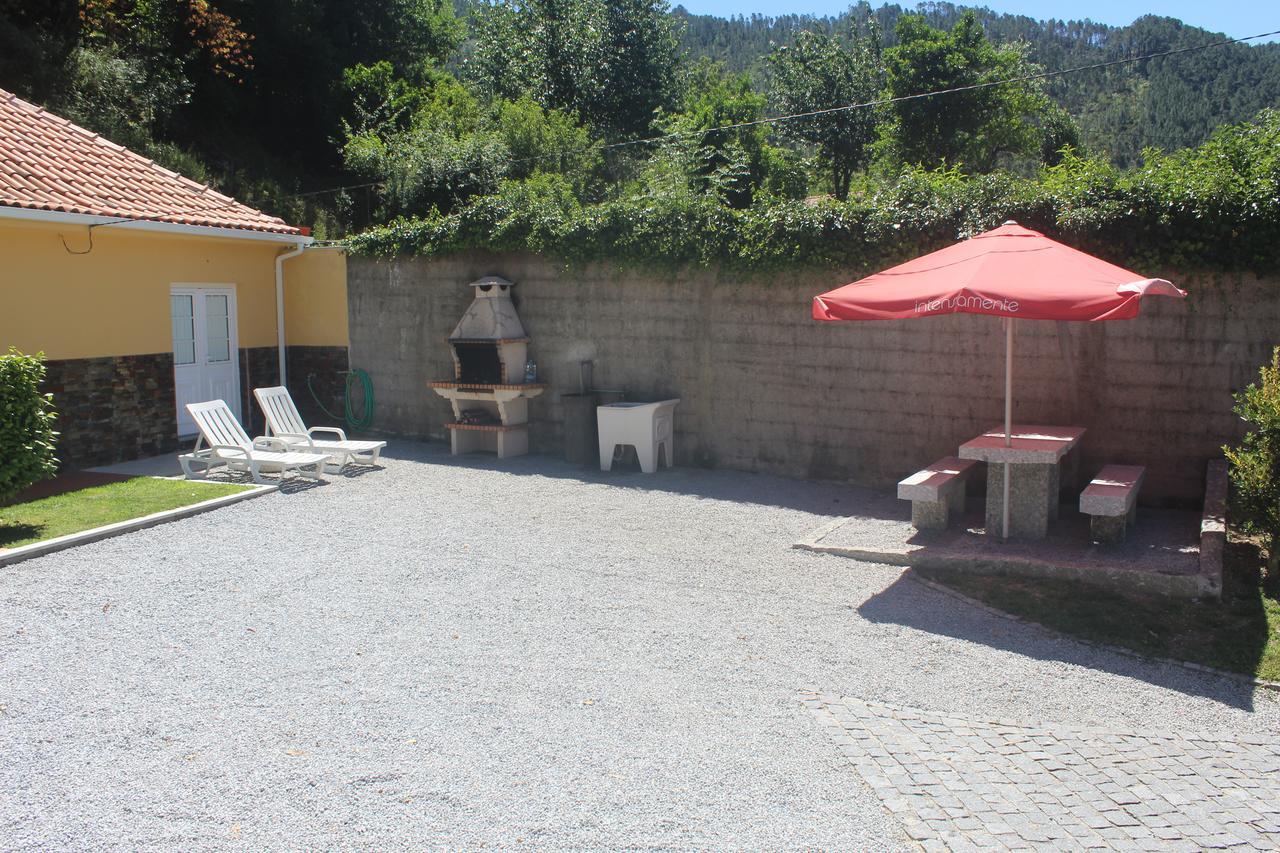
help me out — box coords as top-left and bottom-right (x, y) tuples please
(597, 399), (680, 473)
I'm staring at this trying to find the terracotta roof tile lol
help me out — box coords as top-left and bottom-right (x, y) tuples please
(0, 88), (300, 235)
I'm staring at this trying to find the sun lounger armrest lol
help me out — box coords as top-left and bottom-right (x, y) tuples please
(309, 426), (348, 441)
(273, 432), (315, 449)
(211, 443), (251, 461)
(252, 436), (291, 453)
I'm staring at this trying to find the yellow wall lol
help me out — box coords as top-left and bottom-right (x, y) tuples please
(284, 245), (349, 347)
(0, 219), (347, 360)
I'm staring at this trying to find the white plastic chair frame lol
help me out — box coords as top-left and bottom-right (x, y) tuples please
(180, 399), (328, 485)
(253, 386), (385, 473)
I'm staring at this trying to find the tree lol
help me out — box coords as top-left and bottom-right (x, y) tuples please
(654, 62), (766, 207)
(467, 0), (679, 138)
(0, 0), (79, 103)
(594, 0), (682, 138)
(205, 0), (462, 168)
(340, 66), (602, 219)
(341, 70), (503, 217)
(1039, 103), (1082, 165)
(766, 23), (882, 201)
(880, 12), (1055, 172)
(340, 60), (426, 141)
(492, 95), (602, 190)
(78, 0), (254, 92)
(53, 0), (255, 146)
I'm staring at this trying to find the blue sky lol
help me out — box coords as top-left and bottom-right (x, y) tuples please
(675, 1), (1279, 42)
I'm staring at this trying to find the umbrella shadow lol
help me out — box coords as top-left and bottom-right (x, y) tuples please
(857, 568), (1264, 711)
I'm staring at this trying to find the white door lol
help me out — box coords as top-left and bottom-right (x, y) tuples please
(171, 285), (240, 436)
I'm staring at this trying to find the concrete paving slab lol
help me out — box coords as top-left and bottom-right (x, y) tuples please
(88, 452), (186, 478)
(796, 503), (1210, 598)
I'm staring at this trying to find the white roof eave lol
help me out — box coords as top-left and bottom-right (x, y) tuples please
(0, 205), (313, 246)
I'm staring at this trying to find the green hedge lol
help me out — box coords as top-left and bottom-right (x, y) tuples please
(0, 349), (58, 504)
(347, 109), (1280, 274)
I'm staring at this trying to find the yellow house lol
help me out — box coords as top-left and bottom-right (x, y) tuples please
(0, 88), (351, 468)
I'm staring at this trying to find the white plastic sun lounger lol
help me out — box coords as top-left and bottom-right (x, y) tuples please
(179, 399), (328, 485)
(253, 385), (386, 473)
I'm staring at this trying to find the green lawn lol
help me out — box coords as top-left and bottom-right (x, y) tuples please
(919, 537), (1280, 682)
(0, 477), (251, 550)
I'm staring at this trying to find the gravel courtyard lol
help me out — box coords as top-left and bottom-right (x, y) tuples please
(2, 441), (1278, 850)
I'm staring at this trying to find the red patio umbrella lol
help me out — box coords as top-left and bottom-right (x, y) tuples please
(813, 221), (1186, 537)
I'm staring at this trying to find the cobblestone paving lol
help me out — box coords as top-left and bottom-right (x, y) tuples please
(807, 694), (1280, 851)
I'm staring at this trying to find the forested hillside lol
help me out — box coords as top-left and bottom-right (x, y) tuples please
(677, 3), (1280, 165)
(0, 0), (1276, 255)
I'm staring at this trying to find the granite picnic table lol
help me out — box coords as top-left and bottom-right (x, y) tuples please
(958, 425), (1085, 540)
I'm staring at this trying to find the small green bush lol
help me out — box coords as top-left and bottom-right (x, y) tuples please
(1225, 346), (1280, 571)
(0, 349), (58, 504)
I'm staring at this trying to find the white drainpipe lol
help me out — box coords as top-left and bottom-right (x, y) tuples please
(275, 242), (308, 386)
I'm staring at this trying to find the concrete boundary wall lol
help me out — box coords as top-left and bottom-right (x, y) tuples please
(347, 252), (1277, 506)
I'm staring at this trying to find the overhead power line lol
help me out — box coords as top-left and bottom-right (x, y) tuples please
(284, 181), (383, 200)
(530, 26), (1280, 162)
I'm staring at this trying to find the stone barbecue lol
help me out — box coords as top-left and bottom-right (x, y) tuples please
(428, 277), (545, 457)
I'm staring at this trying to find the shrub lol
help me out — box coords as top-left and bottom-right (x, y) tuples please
(0, 349), (58, 504)
(1225, 346), (1280, 572)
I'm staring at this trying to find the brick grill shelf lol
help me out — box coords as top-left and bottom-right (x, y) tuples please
(446, 337), (530, 345)
(428, 381), (549, 392)
(445, 422), (525, 432)
(432, 384), (545, 458)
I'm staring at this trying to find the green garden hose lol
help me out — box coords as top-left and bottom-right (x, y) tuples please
(308, 368), (375, 431)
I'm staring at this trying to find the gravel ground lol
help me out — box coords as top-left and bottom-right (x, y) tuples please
(2, 441), (1277, 850)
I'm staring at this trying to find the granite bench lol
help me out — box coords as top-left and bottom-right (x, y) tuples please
(1080, 464), (1145, 543)
(898, 457), (980, 530)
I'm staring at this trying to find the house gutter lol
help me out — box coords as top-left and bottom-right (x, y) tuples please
(275, 243), (308, 386)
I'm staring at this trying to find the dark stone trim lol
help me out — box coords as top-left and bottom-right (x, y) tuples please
(286, 346), (351, 428)
(43, 353), (179, 469)
(39, 346), (349, 469)
(238, 346), (280, 436)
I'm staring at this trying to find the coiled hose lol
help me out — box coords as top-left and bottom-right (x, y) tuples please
(308, 368), (375, 431)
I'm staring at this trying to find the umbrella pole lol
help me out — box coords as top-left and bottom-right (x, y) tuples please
(1003, 318), (1014, 539)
